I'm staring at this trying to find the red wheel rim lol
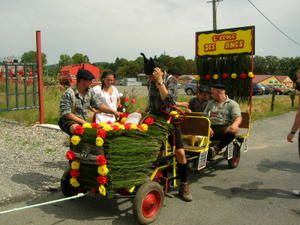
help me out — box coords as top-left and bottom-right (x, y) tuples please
(231, 157), (240, 167)
(142, 191), (161, 218)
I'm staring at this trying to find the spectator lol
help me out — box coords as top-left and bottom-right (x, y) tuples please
(286, 69), (300, 197)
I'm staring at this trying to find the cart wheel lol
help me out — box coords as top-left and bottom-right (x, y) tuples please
(61, 169), (81, 197)
(133, 181), (164, 225)
(228, 142), (241, 169)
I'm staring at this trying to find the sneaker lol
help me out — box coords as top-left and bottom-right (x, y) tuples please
(292, 190), (300, 197)
(179, 182), (192, 202)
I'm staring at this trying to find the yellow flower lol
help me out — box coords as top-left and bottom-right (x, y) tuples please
(140, 124), (148, 132)
(71, 161), (80, 170)
(213, 74), (219, 80)
(98, 165), (109, 176)
(99, 122), (108, 127)
(170, 111), (178, 116)
(130, 124), (138, 130)
(194, 75), (200, 81)
(248, 72), (254, 78)
(174, 114), (180, 119)
(119, 124), (125, 130)
(231, 73), (237, 79)
(82, 123), (92, 128)
(96, 137), (104, 147)
(103, 125), (113, 131)
(71, 135), (81, 146)
(99, 185), (106, 196)
(70, 177), (80, 187)
(121, 117), (127, 124)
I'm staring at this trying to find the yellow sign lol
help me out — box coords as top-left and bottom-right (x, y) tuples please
(196, 26), (254, 56)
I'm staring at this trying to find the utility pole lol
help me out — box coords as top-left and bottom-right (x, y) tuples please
(207, 0), (222, 31)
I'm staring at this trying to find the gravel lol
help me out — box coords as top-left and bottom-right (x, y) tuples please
(0, 119), (70, 206)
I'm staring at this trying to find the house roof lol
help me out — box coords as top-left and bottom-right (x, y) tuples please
(253, 74), (291, 83)
(252, 75), (273, 83)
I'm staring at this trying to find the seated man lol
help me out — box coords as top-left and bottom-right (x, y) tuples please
(188, 85), (210, 112)
(58, 69), (120, 135)
(204, 83), (242, 156)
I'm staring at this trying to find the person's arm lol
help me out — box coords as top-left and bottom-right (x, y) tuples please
(65, 113), (87, 124)
(60, 89), (88, 124)
(154, 70), (169, 100)
(287, 108), (300, 142)
(227, 101), (242, 134)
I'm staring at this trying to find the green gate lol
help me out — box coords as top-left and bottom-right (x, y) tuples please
(0, 62), (39, 111)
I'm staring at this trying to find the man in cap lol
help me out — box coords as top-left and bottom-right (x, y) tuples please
(58, 69), (120, 135)
(188, 85), (210, 112)
(141, 53), (192, 201)
(204, 83), (242, 157)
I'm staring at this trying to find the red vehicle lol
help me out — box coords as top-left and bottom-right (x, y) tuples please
(59, 64), (101, 86)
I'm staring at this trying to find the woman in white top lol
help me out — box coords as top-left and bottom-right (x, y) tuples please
(93, 70), (120, 123)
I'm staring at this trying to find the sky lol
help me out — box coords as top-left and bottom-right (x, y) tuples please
(0, 0), (299, 64)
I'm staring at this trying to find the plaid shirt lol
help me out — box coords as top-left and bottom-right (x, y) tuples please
(59, 87), (102, 120)
(148, 73), (177, 115)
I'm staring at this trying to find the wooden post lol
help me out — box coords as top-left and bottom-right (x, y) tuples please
(36, 30), (45, 124)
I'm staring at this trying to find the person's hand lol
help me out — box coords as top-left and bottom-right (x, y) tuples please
(152, 67), (164, 83)
(287, 132), (295, 143)
(113, 111), (121, 118)
(226, 124), (239, 134)
(210, 128), (214, 137)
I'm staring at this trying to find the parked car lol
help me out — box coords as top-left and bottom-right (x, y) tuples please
(252, 83), (264, 95)
(184, 79), (198, 95)
(260, 84), (272, 95)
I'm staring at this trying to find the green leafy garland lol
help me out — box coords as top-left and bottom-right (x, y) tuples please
(65, 115), (172, 198)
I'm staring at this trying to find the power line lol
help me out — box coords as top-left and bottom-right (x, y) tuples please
(247, 0), (300, 47)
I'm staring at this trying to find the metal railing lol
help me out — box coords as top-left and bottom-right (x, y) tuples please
(0, 62), (39, 112)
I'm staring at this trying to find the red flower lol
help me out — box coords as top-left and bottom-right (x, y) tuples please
(204, 74), (211, 80)
(144, 117), (155, 125)
(107, 121), (112, 124)
(66, 150), (76, 161)
(131, 99), (136, 104)
(73, 125), (85, 135)
(96, 155), (107, 165)
(91, 123), (100, 129)
(97, 175), (109, 185)
(240, 73), (247, 79)
(111, 125), (120, 131)
(97, 129), (107, 138)
(124, 97), (129, 102)
(120, 112), (129, 119)
(70, 169), (80, 178)
(222, 73), (229, 79)
(124, 123), (132, 130)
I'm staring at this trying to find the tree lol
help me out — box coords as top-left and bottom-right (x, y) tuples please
(58, 54), (72, 67)
(21, 50), (47, 65)
(71, 53), (90, 64)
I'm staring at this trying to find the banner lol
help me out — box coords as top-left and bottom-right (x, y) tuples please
(196, 26), (255, 57)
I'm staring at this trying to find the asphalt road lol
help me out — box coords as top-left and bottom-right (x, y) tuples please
(0, 112), (300, 225)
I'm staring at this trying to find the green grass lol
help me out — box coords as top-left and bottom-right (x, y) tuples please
(0, 86), (297, 125)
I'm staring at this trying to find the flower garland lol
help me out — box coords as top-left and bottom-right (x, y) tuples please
(66, 117), (155, 196)
(201, 72), (255, 81)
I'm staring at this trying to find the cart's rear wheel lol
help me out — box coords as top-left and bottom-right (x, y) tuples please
(133, 181), (164, 225)
(228, 142), (241, 169)
(61, 169), (81, 197)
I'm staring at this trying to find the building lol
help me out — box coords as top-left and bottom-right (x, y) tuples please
(253, 75), (293, 88)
